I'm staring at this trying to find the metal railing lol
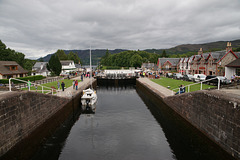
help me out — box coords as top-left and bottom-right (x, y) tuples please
(172, 77), (220, 95)
(9, 78), (56, 95)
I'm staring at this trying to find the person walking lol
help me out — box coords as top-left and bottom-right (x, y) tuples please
(61, 81), (65, 91)
(81, 74), (83, 82)
(72, 80), (75, 89)
(27, 80), (31, 90)
(75, 80), (78, 90)
(57, 81), (60, 90)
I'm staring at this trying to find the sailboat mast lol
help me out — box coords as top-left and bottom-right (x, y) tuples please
(90, 46), (92, 88)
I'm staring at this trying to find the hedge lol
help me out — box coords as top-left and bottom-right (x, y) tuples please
(0, 75), (46, 84)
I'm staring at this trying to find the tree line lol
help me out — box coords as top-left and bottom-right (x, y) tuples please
(100, 50), (163, 68)
(0, 40), (36, 73)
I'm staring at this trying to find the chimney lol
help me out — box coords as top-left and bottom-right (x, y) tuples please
(198, 48), (203, 55)
(226, 42), (232, 52)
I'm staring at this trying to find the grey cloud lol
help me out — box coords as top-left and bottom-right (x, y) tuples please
(0, 0), (240, 58)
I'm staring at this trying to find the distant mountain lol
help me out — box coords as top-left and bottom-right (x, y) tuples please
(145, 39), (240, 54)
(40, 39), (240, 65)
(41, 49), (127, 65)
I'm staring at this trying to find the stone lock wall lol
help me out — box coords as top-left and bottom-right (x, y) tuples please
(0, 91), (70, 157)
(164, 90), (240, 159)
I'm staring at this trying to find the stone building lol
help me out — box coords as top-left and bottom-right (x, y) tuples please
(157, 58), (180, 73)
(141, 62), (156, 71)
(178, 42), (240, 76)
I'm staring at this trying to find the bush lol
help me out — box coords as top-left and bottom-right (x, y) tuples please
(0, 75), (46, 84)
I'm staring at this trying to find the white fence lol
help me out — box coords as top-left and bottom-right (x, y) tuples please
(9, 78), (56, 95)
(172, 77), (220, 95)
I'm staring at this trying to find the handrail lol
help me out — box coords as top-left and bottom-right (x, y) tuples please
(9, 78), (55, 95)
(172, 77), (220, 95)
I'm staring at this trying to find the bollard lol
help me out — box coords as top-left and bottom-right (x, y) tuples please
(9, 78), (11, 91)
(218, 77), (220, 90)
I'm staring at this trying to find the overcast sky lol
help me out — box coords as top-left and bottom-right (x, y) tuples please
(0, 0), (240, 59)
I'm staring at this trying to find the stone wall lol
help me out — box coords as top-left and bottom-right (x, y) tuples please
(136, 79), (240, 159)
(0, 91), (70, 157)
(164, 90), (240, 159)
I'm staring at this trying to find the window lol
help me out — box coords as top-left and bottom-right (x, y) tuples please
(236, 68), (240, 76)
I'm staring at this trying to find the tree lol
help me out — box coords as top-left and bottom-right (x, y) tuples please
(47, 54), (62, 76)
(55, 49), (68, 60)
(160, 50), (168, 58)
(68, 51), (81, 64)
(130, 54), (143, 68)
(14, 52), (25, 67)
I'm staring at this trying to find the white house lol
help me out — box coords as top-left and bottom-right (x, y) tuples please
(32, 62), (50, 77)
(60, 60), (77, 73)
(225, 58), (240, 79)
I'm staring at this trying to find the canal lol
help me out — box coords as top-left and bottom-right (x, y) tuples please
(32, 85), (233, 160)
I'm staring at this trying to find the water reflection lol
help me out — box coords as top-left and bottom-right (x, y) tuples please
(81, 105), (96, 114)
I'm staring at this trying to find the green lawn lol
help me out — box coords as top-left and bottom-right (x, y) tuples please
(151, 77), (216, 93)
(22, 79), (81, 93)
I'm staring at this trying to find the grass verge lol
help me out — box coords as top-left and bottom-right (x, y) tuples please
(151, 77), (215, 92)
(21, 79), (81, 93)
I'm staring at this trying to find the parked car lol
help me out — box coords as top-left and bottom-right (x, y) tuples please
(193, 74), (206, 82)
(183, 74), (194, 81)
(217, 76), (231, 85)
(173, 73), (183, 79)
(166, 73), (173, 78)
(205, 76), (231, 85)
(205, 75), (217, 84)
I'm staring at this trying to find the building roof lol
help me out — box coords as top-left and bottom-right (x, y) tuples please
(60, 60), (74, 66)
(235, 52), (240, 58)
(141, 63), (155, 68)
(226, 58), (240, 67)
(33, 62), (48, 68)
(158, 58), (180, 66)
(0, 61), (28, 75)
(75, 64), (82, 68)
(32, 62), (49, 73)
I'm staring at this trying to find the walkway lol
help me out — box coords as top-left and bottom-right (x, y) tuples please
(56, 77), (95, 98)
(220, 88), (240, 96)
(137, 78), (173, 98)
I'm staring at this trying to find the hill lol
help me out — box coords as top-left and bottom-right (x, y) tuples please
(40, 39), (240, 65)
(42, 49), (127, 65)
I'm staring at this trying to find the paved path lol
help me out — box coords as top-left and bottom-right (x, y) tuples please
(137, 78), (173, 98)
(220, 88), (240, 96)
(56, 77), (95, 98)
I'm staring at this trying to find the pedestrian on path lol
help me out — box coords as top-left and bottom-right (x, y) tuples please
(61, 81), (65, 91)
(175, 85), (185, 95)
(27, 80), (31, 90)
(57, 81), (60, 90)
(75, 80), (78, 90)
(73, 80), (75, 89)
(81, 74), (83, 82)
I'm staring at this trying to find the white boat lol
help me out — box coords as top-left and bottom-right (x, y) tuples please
(81, 46), (97, 107)
(81, 88), (97, 106)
